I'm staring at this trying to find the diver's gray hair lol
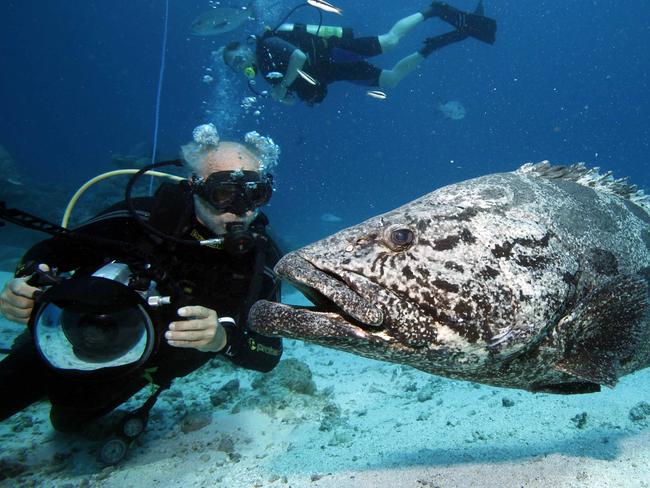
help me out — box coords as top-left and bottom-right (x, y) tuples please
(181, 123), (220, 173)
(243, 131), (280, 174)
(181, 123), (280, 175)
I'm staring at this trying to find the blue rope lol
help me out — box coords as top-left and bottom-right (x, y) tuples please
(149, 0), (170, 195)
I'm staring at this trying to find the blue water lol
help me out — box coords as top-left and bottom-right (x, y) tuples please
(1, 0), (648, 247)
(1, 2), (650, 485)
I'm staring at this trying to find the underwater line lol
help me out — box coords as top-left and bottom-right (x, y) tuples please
(149, 0), (170, 195)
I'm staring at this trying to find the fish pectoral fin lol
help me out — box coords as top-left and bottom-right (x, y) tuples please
(530, 381), (601, 395)
(553, 274), (650, 387)
(554, 356), (618, 387)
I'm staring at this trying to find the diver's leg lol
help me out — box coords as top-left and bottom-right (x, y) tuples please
(378, 53), (425, 89)
(0, 332), (49, 422)
(377, 0), (496, 52)
(378, 29), (468, 89)
(378, 13), (427, 52)
(49, 375), (148, 432)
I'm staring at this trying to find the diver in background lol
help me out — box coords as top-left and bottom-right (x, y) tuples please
(0, 127), (283, 454)
(223, 1), (497, 105)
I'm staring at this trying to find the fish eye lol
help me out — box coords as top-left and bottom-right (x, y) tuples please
(386, 227), (414, 250)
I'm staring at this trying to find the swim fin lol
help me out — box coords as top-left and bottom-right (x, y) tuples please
(419, 30), (468, 58)
(425, 1), (497, 45)
(474, 0), (485, 16)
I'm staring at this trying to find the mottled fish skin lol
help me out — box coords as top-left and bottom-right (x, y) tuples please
(250, 162), (650, 393)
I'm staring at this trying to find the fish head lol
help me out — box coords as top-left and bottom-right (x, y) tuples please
(190, 8), (249, 36)
(250, 194), (525, 374)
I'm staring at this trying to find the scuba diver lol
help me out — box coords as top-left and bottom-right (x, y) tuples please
(0, 125), (283, 464)
(223, 1), (497, 105)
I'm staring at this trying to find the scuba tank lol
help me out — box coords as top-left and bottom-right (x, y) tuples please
(275, 22), (353, 39)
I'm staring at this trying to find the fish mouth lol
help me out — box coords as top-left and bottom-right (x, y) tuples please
(249, 253), (386, 342)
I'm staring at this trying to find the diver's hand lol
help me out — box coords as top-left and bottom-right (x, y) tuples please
(0, 264), (50, 324)
(271, 83), (295, 105)
(271, 83), (288, 101)
(166, 305), (227, 352)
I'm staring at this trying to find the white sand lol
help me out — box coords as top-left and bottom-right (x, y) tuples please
(2, 270), (650, 487)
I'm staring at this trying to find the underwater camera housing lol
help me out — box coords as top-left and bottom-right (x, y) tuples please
(29, 262), (170, 379)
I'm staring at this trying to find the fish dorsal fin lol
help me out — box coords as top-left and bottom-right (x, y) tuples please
(517, 161), (650, 217)
(553, 274), (649, 387)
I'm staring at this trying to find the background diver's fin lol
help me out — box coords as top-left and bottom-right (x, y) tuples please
(474, 0), (485, 16)
(419, 30), (468, 58)
(436, 2), (497, 44)
(553, 274), (650, 387)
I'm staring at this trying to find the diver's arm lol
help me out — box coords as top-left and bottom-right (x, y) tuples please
(220, 278), (283, 372)
(272, 48), (307, 102)
(0, 274), (42, 324)
(219, 238), (283, 372)
(4, 211), (145, 324)
(283, 48), (307, 87)
(17, 196), (157, 275)
(17, 238), (91, 275)
(221, 321), (283, 372)
(5, 222), (122, 324)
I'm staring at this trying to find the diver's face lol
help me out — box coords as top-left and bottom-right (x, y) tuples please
(193, 196), (258, 236)
(193, 143), (262, 236)
(226, 47), (255, 73)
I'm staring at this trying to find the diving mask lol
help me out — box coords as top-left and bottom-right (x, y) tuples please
(191, 170), (273, 215)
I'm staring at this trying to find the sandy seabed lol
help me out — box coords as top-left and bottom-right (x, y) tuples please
(1, 270), (650, 488)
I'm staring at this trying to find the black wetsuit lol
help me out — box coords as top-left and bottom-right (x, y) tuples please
(0, 182), (283, 431)
(256, 25), (384, 105)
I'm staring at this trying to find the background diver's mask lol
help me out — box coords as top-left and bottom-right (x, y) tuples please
(191, 170), (273, 216)
(243, 65), (256, 79)
(225, 49), (256, 79)
(29, 263), (159, 378)
(235, 37), (257, 79)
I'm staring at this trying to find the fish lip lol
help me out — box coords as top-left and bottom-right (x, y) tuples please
(249, 300), (384, 343)
(274, 253), (384, 327)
